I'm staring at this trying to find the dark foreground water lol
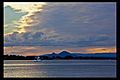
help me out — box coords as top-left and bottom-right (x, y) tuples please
(4, 60), (116, 78)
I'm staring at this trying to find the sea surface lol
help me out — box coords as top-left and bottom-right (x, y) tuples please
(4, 60), (116, 78)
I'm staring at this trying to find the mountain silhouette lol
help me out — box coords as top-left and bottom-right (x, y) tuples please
(59, 51), (70, 55)
(38, 51), (116, 60)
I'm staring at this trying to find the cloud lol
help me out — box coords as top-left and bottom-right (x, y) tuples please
(25, 2), (116, 41)
(4, 32), (115, 48)
(4, 31), (45, 45)
(4, 2), (47, 33)
(4, 2), (116, 49)
(4, 6), (27, 34)
(4, 2), (60, 42)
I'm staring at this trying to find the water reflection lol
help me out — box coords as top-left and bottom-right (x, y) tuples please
(4, 60), (47, 77)
(4, 60), (116, 78)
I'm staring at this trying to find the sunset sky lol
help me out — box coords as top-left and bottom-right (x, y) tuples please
(4, 2), (116, 56)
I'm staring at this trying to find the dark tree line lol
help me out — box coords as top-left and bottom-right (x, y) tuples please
(4, 55), (36, 60)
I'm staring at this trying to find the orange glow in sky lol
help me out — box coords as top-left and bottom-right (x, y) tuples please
(86, 47), (116, 53)
(4, 46), (116, 56)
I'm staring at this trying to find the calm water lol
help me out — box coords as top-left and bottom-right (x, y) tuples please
(4, 60), (116, 78)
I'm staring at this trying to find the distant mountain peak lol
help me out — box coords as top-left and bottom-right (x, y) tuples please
(52, 52), (56, 54)
(59, 51), (71, 55)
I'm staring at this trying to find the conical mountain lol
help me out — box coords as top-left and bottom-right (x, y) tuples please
(59, 51), (71, 55)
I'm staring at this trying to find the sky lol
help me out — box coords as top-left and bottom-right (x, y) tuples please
(4, 2), (116, 56)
